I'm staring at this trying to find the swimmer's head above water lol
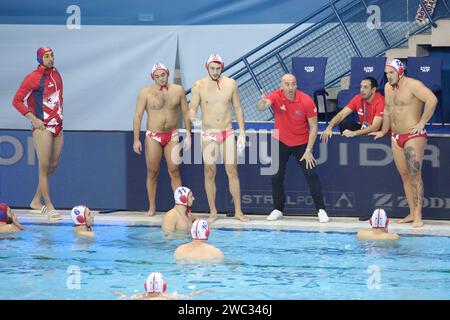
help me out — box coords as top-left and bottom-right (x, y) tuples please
(144, 272), (167, 293)
(0, 203), (13, 224)
(370, 208), (389, 230)
(174, 186), (194, 207)
(71, 205), (94, 229)
(191, 219), (210, 240)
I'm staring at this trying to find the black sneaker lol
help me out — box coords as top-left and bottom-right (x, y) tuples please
(226, 212), (235, 217)
(359, 216), (370, 221)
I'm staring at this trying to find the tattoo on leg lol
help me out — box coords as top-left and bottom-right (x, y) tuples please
(412, 180), (424, 209)
(405, 147), (423, 210)
(404, 147), (420, 175)
(416, 181), (424, 209)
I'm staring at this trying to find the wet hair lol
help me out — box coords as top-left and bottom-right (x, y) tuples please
(362, 76), (378, 90)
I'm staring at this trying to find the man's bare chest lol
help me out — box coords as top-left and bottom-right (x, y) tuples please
(146, 91), (179, 110)
(200, 87), (233, 105)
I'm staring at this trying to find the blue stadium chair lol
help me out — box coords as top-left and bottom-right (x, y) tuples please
(406, 56), (443, 125)
(291, 57), (329, 122)
(337, 57), (387, 109)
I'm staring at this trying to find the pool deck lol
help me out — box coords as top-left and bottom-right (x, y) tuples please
(15, 209), (450, 237)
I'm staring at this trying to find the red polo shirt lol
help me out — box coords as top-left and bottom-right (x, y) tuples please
(267, 89), (317, 146)
(346, 92), (384, 125)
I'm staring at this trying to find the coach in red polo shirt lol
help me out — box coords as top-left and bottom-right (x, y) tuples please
(320, 77), (384, 143)
(320, 76), (384, 222)
(257, 74), (329, 223)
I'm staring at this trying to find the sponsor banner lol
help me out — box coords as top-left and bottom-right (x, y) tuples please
(1, 130), (449, 219)
(415, 0), (437, 25)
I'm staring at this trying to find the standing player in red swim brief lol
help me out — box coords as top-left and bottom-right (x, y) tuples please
(133, 63), (192, 216)
(12, 47), (63, 221)
(188, 54), (249, 223)
(371, 59), (437, 228)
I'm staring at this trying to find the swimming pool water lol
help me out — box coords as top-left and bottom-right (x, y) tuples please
(1, 223), (450, 300)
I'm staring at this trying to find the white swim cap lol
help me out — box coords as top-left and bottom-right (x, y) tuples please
(71, 205), (88, 225)
(386, 59), (405, 79)
(144, 272), (167, 293)
(174, 186), (191, 206)
(191, 219), (210, 240)
(151, 63), (170, 80)
(370, 208), (389, 229)
(205, 54), (224, 71)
